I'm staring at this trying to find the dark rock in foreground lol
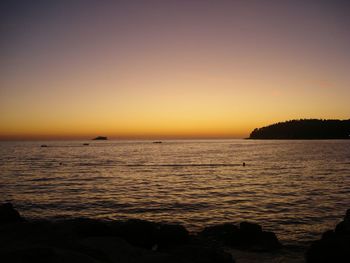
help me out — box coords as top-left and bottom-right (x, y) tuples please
(305, 209), (350, 263)
(199, 221), (281, 251)
(0, 203), (234, 263)
(0, 203), (25, 225)
(106, 219), (190, 249)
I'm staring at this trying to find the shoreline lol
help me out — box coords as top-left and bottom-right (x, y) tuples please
(1, 203), (349, 262)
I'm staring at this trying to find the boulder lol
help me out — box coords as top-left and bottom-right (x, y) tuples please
(108, 219), (190, 249)
(236, 222), (263, 248)
(335, 208), (350, 235)
(108, 219), (159, 249)
(157, 223), (189, 248)
(306, 209), (350, 263)
(256, 231), (281, 250)
(0, 203), (25, 225)
(53, 218), (111, 238)
(199, 223), (239, 246)
(305, 236), (350, 263)
(199, 222), (281, 251)
(78, 236), (189, 263)
(239, 222), (262, 234)
(0, 204), (232, 263)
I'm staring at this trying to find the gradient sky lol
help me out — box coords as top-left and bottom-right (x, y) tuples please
(1, 0), (350, 139)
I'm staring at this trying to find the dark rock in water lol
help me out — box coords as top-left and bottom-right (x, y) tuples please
(109, 219), (158, 249)
(153, 141), (162, 144)
(200, 223), (239, 243)
(0, 205), (233, 263)
(92, 136), (107, 140)
(0, 203), (25, 225)
(321, 230), (334, 240)
(199, 222), (281, 251)
(157, 224), (189, 248)
(40, 144), (48, 147)
(77, 236), (188, 263)
(0, 218), (230, 263)
(305, 235), (350, 263)
(77, 236), (143, 262)
(257, 231), (281, 250)
(305, 208), (350, 263)
(108, 219), (190, 249)
(83, 143), (89, 146)
(54, 218), (112, 238)
(335, 208), (350, 235)
(239, 222), (262, 234)
(237, 221), (265, 248)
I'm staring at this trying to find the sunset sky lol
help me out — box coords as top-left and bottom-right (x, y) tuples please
(1, 0), (350, 139)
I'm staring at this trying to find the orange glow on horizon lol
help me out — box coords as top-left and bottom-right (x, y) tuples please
(1, 1), (350, 140)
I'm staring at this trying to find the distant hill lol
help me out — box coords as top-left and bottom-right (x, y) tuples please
(249, 119), (350, 139)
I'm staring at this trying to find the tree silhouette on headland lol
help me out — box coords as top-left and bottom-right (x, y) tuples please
(249, 119), (350, 139)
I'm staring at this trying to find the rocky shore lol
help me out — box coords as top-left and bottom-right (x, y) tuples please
(305, 208), (350, 263)
(0, 203), (349, 262)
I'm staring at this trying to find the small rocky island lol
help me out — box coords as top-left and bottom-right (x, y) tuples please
(249, 119), (350, 139)
(92, 136), (108, 140)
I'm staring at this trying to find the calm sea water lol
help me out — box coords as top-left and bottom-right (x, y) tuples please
(1, 140), (349, 245)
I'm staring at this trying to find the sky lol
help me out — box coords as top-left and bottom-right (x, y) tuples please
(1, 0), (350, 140)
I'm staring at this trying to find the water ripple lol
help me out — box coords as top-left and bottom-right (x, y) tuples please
(1, 139), (350, 245)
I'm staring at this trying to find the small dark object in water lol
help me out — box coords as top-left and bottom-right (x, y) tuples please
(153, 141), (162, 144)
(243, 162), (246, 167)
(59, 162), (63, 165)
(93, 136), (107, 140)
(41, 144), (48, 147)
(83, 143), (89, 146)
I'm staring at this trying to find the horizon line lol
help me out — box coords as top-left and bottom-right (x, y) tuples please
(0, 136), (247, 141)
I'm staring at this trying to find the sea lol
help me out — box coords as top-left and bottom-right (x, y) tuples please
(1, 139), (350, 248)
